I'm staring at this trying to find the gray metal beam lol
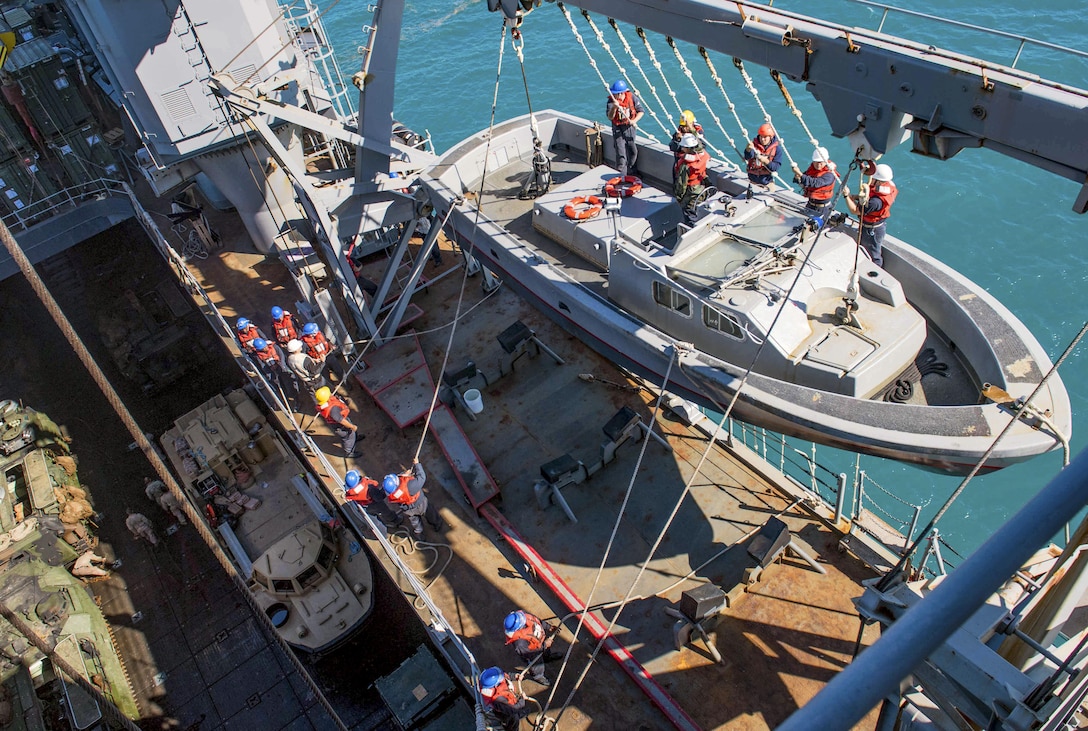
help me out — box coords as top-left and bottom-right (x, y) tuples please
(778, 447), (1088, 730)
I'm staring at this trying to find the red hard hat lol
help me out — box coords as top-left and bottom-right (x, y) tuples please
(758, 123), (774, 137)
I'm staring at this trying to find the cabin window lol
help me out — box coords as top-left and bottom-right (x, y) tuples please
(652, 281), (691, 317)
(317, 543), (335, 571)
(296, 565), (323, 590)
(272, 578), (294, 593)
(703, 306), (744, 340)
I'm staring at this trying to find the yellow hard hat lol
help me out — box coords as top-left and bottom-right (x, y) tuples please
(315, 386), (331, 405)
(680, 109), (695, 126)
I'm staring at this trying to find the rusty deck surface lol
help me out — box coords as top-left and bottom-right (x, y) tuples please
(169, 198), (886, 730)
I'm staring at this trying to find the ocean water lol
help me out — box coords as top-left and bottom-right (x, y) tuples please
(320, 0), (1088, 559)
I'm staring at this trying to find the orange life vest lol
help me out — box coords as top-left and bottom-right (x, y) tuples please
(254, 342), (279, 366)
(862, 181), (898, 225)
(802, 162), (837, 202)
(345, 478), (379, 506)
(272, 313), (298, 344)
(317, 395), (350, 424)
(505, 613), (547, 652)
(237, 325), (260, 353)
(607, 91), (636, 126)
(480, 676), (520, 708)
(385, 474), (422, 506)
(746, 137), (779, 177)
(301, 331), (331, 360)
(674, 150), (710, 188)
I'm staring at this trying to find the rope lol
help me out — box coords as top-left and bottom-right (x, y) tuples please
(662, 36), (734, 162)
(732, 58), (796, 186)
(877, 320), (1088, 592)
(538, 351), (677, 726)
(770, 69), (822, 156)
(605, 19), (679, 144)
(576, 9), (669, 142)
(697, 47), (752, 159)
(511, 24), (540, 144)
(383, 530), (453, 610)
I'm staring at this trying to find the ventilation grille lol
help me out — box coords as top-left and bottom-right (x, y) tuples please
(161, 88), (196, 120)
(228, 64), (260, 86)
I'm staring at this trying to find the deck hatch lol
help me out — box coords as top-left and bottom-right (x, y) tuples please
(804, 328), (877, 373)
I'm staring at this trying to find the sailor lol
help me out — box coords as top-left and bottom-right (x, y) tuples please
(125, 509), (159, 546)
(844, 163), (897, 268)
(605, 79), (644, 178)
(795, 146), (839, 217)
(301, 322), (347, 383)
(343, 469), (399, 529)
(743, 123), (783, 189)
(478, 667), (530, 731)
(669, 109), (704, 153)
(315, 386), (359, 458)
(251, 337), (282, 375)
(286, 338), (326, 398)
(235, 317), (264, 354)
(269, 305), (299, 346)
(158, 490), (188, 525)
(504, 609), (558, 687)
(673, 133), (711, 227)
(71, 550), (114, 579)
(144, 477), (166, 503)
(382, 458), (443, 536)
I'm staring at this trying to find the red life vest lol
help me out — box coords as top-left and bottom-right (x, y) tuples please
(505, 613), (547, 652)
(673, 150), (710, 188)
(802, 162), (837, 202)
(272, 313), (298, 344)
(301, 331), (331, 360)
(317, 395), (350, 424)
(862, 181), (898, 225)
(746, 137), (779, 177)
(237, 325), (260, 353)
(345, 478), (379, 506)
(254, 342), (279, 366)
(385, 474), (422, 506)
(607, 91), (636, 126)
(480, 676), (520, 708)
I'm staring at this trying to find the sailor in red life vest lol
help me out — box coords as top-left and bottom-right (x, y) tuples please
(342, 469), (398, 533)
(504, 609), (558, 687)
(795, 146), (839, 217)
(669, 109), (704, 153)
(478, 667), (529, 731)
(300, 322), (347, 383)
(381, 458), (443, 536)
(605, 79), (644, 178)
(315, 386), (359, 457)
(253, 337), (300, 401)
(269, 305), (299, 346)
(743, 123), (783, 188)
(844, 163), (897, 268)
(235, 317), (264, 354)
(673, 133), (711, 227)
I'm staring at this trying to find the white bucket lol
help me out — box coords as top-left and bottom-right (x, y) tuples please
(463, 388), (484, 414)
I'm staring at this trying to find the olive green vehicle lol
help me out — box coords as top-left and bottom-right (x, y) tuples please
(0, 400), (139, 728)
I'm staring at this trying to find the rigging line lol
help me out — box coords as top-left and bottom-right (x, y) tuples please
(548, 365), (738, 728)
(770, 69), (822, 151)
(633, 26), (682, 123)
(662, 36), (733, 162)
(231, 0), (345, 90)
(732, 57), (796, 187)
(576, 9), (669, 142)
(511, 21), (539, 143)
(605, 18), (683, 146)
(411, 16), (513, 464)
(538, 350), (678, 724)
(698, 46), (751, 152)
(214, 0), (295, 78)
(877, 320), (1088, 592)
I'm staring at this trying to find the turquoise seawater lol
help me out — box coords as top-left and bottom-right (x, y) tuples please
(320, 0), (1088, 558)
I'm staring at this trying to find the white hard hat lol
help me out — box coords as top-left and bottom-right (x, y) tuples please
(287, 339), (303, 353)
(678, 133), (699, 148)
(812, 146), (830, 163)
(873, 163), (893, 181)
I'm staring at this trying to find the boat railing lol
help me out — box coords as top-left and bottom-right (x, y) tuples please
(0, 179), (130, 232)
(116, 181), (486, 698)
(727, 418), (959, 577)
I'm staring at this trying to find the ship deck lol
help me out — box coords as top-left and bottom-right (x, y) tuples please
(167, 196), (892, 730)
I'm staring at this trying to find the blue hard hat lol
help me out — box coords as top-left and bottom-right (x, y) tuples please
(610, 79), (628, 94)
(345, 470), (361, 488)
(504, 611), (525, 635)
(236, 317), (250, 331)
(252, 338), (268, 351)
(382, 475), (399, 494)
(302, 322), (320, 336)
(479, 667), (504, 690)
(271, 306), (284, 320)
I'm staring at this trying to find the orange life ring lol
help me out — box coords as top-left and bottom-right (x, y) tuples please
(604, 175), (642, 198)
(563, 195), (603, 220)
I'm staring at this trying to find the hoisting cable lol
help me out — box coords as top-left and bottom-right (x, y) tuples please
(769, 69), (823, 160)
(557, 3), (664, 147)
(732, 57), (797, 187)
(697, 46), (753, 162)
(662, 35), (736, 163)
(511, 19), (540, 144)
(875, 320), (1088, 593)
(536, 350), (678, 727)
(604, 17), (685, 146)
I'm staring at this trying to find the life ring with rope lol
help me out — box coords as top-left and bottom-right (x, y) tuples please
(604, 175), (642, 198)
(564, 195), (603, 220)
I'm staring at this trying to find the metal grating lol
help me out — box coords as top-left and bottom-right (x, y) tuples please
(227, 64), (259, 86)
(160, 88), (196, 120)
